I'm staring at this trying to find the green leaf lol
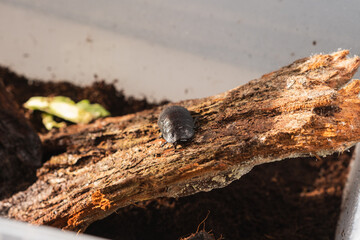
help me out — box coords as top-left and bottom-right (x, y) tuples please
(76, 99), (110, 119)
(24, 96), (110, 125)
(41, 113), (67, 130)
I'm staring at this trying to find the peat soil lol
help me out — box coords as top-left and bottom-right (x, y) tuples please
(1, 66), (351, 240)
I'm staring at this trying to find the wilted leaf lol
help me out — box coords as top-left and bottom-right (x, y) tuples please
(24, 96), (110, 126)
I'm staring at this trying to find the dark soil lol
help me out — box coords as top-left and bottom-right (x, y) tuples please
(0, 67), (165, 133)
(1, 66), (351, 240)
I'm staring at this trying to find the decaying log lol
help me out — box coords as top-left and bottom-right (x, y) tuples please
(0, 78), (42, 198)
(1, 50), (360, 232)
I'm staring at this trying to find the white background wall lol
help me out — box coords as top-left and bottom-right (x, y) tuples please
(0, 0), (359, 102)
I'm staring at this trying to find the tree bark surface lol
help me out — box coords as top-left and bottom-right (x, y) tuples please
(1, 50), (360, 232)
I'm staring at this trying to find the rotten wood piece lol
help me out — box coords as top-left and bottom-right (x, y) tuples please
(0, 78), (42, 198)
(1, 50), (360, 232)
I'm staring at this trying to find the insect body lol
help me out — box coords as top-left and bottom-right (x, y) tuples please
(157, 105), (195, 147)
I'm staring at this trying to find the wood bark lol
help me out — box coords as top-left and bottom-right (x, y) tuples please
(0, 78), (42, 198)
(1, 50), (360, 232)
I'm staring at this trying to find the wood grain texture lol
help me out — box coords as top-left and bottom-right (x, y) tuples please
(1, 50), (360, 232)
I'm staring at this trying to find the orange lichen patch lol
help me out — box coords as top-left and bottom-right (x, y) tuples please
(91, 190), (113, 211)
(67, 210), (84, 227)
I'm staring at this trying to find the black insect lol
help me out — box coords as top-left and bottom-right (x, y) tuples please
(157, 105), (195, 148)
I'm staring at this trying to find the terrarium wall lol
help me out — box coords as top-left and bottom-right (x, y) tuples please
(0, 0), (359, 102)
